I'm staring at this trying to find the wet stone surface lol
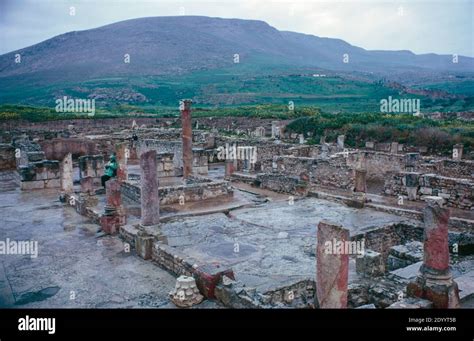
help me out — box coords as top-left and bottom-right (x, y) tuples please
(0, 182), (220, 308)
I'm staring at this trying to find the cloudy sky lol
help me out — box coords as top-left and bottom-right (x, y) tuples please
(0, 0), (473, 56)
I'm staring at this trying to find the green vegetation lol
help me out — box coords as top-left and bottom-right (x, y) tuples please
(286, 112), (474, 156)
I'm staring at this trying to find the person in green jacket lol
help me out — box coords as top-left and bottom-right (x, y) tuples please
(101, 154), (118, 187)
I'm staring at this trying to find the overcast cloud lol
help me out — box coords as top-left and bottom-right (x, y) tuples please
(0, 0), (472, 56)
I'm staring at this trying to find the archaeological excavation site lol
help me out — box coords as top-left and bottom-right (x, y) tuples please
(0, 100), (472, 311)
(1, 2), (474, 334)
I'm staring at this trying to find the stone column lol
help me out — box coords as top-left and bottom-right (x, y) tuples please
(115, 142), (128, 182)
(404, 172), (419, 201)
(453, 144), (463, 160)
(224, 159), (235, 179)
(181, 99), (193, 179)
(299, 134), (305, 144)
(354, 168), (367, 193)
(80, 176), (94, 195)
(337, 135), (345, 149)
(271, 121), (280, 138)
(390, 142), (399, 154)
(140, 150), (160, 226)
(407, 197), (460, 308)
(316, 221), (349, 308)
(60, 153), (73, 193)
(100, 179), (126, 234)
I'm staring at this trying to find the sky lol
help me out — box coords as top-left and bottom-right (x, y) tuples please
(0, 0), (473, 57)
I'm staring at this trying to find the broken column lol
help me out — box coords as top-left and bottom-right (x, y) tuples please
(169, 276), (204, 308)
(115, 142), (128, 182)
(354, 168), (367, 193)
(271, 121), (280, 139)
(225, 159), (236, 179)
(137, 150), (160, 259)
(60, 153), (73, 193)
(337, 135), (345, 149)
(78, 176), (98, 214)
(100, 179), (126, 234)
(181, 99), (193, 179)
(390, 142), (399, 154)
(299, 134), (305, 144)
(404, 172), (419, 201)
(453, 144), (463, 160)
(140, 150), (160, 226)
(407, 197), (460, 308)
(316, 221), (349, 308)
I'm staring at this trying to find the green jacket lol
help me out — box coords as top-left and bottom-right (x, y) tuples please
(105, 158), (118, 177)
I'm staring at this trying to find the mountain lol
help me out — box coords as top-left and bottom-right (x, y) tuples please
(0, 16), (472, 109)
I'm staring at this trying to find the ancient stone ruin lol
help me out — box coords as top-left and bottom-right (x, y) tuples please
(0, 105), (472, 310)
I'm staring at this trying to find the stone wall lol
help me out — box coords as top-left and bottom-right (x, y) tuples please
(78, 155), (104, 186)
(39, 138), (98, 160)
(259, 155), (354, 190)
(121, 179), (233, 205)
(434, 159), (474, 179)
(140, 139), (183, 176)
(256, 173), (308, 195)
(384, 172), (474, 210)
(347, 151), (411, 181)
(18, 160), (61, 190)
(0, 144), (16, 171)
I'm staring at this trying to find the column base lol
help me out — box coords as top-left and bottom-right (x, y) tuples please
(407, 272), (460, 309)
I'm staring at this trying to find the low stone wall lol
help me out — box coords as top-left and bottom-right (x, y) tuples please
(260, 155), (354, 190)
(0, 144), (16, 171)
(434, 159), (474, 179)
(140, 139), (183, 175)
(352, 223), (423, 260)
(121, 179), (233, 205)
(384, 172), (474, 210)
(18, 160), (61, 190)
(256, 173), (308, 195)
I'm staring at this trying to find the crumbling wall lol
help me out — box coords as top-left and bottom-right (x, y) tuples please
(18, 160), (61, 190)
(433, 159), (474, 179)
(384, 172), (474, 210)
(140, 139), (183, 175)
(121, 180), (233, 205)
(0, 144), (16, 171)
(40, 138), (98, 160)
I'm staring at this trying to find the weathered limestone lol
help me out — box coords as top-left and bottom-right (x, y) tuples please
(181, 99), (193, 179)
(316, 221), (349, 308)
(140, 150), (160, 226)
(337, 135), (345, 149)
(80, 176), (94, 195)
(225, 159), (236, 179)
(298, 134), (304, 145)
(169, 276), (204, 308)
(0, 144), (16, 171)
(407, 197), (460, 308)
(354, 169), (367, 193)
(356, 249), (385, 277)
(115, 142), (128, 182)
(390, 142), (399, 154)
(60, 153), (73, 193)
(271, 121), (280, 138)
(453, 144), (463, 160)
(78, 155), (104, 187)
(100, 179), (126, 234)
(404, 172), (419, 201)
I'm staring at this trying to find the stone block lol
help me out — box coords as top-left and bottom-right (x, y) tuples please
(20, 180), (45, 190)
(356, 249), (384, 277)
(193, 264), (235, 299)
